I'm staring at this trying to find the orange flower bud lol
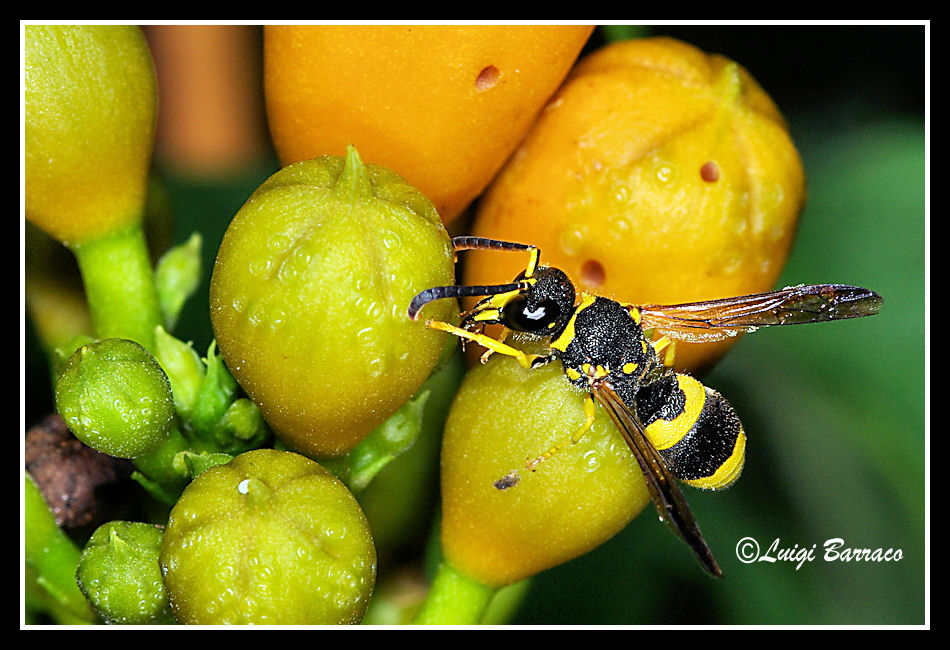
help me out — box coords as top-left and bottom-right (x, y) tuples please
(466, 37), (806, 372)
(264, 25), (593, 223)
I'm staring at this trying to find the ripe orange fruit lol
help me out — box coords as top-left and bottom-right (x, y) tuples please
(264, 25), (594, 223)
(465, 37), (806, 373)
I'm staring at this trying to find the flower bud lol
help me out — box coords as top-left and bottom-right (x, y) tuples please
(439, 346), (649, 587)
(467, 37), (805, 372)
(55, 339), (175, 459)
(209, 398), (271, 454)
(153, 326), (205, 419)
(76, 521), (176, 625)
(210, 146), (454, 457)
(265, 25), (593, 223)
(154, 232), (202, 331)
(159, 449), (377, 624)
(25, 25), (156, 247)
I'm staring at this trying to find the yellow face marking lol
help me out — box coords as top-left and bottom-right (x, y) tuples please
(471, 308), (501, 322)
(643, 374), (707, 451)
(466, 278), (537, 323)
(622, 362), (638, 374)
(524, 247), (541, 278)
(565, 367), (582, 381)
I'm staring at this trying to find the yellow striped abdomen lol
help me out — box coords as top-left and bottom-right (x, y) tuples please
(639, 374), (745, 490)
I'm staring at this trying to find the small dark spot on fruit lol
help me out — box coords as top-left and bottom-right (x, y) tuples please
(476, 65), (500, 91)
(580, 259), (606, 289)
(700, 161), (720, 182)
(493, 471), (520, 490)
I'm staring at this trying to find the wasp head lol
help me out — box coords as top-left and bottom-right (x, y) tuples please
(461, 266), (576, 338)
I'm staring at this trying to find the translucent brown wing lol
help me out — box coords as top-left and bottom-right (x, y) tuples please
(637, 284), (882, 343)
(593, 382), (723, 578)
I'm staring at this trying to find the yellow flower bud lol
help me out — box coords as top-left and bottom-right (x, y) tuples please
(25, 25), (156, 246)
(210, 147), (454, 457)
(440, 347), (649, 587)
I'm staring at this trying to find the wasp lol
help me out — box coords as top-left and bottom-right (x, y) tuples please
(408, 236), (882, 578)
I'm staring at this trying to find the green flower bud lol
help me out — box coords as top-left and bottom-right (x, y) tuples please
(188, 341), (238, 438)
(160, 449), (377, 624)
(154, 232), (202, 331)
(175, 450), (235, 479)
(76, 521), (176, 625)
(212, 398), (270, 453)
(55, 339), (176, 458)
(153, 326), (205, 419)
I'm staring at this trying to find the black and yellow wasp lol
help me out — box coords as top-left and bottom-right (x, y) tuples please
(408, 236), (882, 578)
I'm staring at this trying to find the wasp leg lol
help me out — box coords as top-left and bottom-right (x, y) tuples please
(525, 393), (597, 470)
(479, 328), (509, 364)
(426, 320), (548, 369)
(652, 335), (676, 368)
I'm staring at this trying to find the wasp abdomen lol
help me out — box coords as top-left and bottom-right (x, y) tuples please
(637, 374), (746, 490)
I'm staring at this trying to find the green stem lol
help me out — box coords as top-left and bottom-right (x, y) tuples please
(413, 562), (497, 625)
(71, 224), (162, 353)
(23, 474), (98, 623)
(132, 427), (191, 500)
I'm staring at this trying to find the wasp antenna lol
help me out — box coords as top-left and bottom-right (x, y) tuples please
(407, 282), (524, 320)
(452, 236), (535, 253)
(450, 237), (542, 278)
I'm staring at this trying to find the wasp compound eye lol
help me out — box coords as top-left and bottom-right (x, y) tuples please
(503, 296), (562, 333)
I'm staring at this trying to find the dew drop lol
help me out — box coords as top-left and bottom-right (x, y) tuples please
(249, 258), (273, 277)
(356, 326), (375, 346)
(267, 233), (291, 253)
(366, 357), (385, 378)
(366, 301), (383, 319)
(558, 226), (587, 256)
(656, 164), (674, 183)
(582, 449), (601, 471)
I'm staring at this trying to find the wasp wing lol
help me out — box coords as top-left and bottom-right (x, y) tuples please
(637, 284), (882, 343)
(594, 382), (723, 578)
